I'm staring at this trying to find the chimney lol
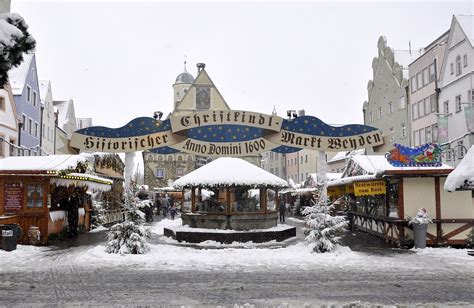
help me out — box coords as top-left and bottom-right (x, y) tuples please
(197, 63), (206, 73)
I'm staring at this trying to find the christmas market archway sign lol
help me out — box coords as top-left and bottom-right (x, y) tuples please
(70, 110), (384, 155)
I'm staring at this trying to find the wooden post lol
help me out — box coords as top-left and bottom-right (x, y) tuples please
(435, 177), (442, 241)
(398, 178), (405, 238)
(191, 187), (196, 213)
(275, 189), (279, 212)
(226, 187), (231, 214)
(262, 188), (267, 213)
(181, 188), (185, 212)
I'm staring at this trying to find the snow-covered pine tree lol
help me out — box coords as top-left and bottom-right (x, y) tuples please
(105, 188), (151, 255)
(0, 13), (36, 87)
(302, 152), (348, 253)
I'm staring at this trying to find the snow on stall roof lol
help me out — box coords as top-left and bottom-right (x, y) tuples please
(309, 172), (342, 182)
(444, 146), (474, 192)
(327, 175), (378, 187)
(173, 157), (288, 188)
(0, 153), (93, 172)
(351, 155), (453, 174)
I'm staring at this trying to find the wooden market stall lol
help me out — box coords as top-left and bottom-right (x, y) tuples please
(328, 153), (473, 246)
(172, 157), (288, 231)
(0, 154), (113, 245)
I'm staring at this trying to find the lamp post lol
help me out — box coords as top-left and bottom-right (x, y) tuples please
(17, 117), (23, 156)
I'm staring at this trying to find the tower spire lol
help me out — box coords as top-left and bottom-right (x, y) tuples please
(184, 55), (188, 72)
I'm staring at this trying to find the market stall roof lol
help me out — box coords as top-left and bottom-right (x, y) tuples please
(351, 155), (453, 176)
(0, 154), (93, 174)
(50, 173), (113, 192)
(173, 157), (288, 189)
(309, 172), (343, 182)
(444, 146), (474, 192)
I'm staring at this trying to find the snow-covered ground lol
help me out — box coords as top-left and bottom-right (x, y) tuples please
(1, 218), (472, 274)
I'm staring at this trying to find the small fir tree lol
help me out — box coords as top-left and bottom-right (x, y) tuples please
(105, 189), (151, 254)
(302, 183), (348, 253)
(466, 228), (474, 248)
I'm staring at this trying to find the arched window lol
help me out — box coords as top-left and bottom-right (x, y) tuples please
(187, 155), (193, 162)
(158, 155), (164, 161)
(167, 155), (173, 161)
(456, 55), (462, 76)
(177, 155), (183, 161)
(147, 154), (154, 161)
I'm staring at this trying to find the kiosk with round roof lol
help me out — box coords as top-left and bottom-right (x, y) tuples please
(164, 157), (296, 243)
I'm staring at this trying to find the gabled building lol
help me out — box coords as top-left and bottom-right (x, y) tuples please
(143, 63), (260, 190)
(0, 83), (19, 157)
(53, 99), (78, 154)
(363, 37), (419, 154)
(408, 31), (449, 149)
(8, 53), (42, 155)
(39, 80), (56, 155)
(437, 15), (474, 166)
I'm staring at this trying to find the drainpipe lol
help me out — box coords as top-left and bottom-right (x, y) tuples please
(39, 105), (44, 155)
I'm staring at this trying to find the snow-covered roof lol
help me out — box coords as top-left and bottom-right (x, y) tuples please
(327, 149), (364, 164)
(0, 154), (93, 173)
(309, 172), (342, 182)
(173, 157), (288, 189)
(351, 155), (453, 174)
(444, 146), (474, 192)
(455, 15), (473, 47)
(50, 173), (113, 192)
(39, 80), (49, 102)
(327, 175), (378, 187)
(7, 52), (34, 95)
(53, 100), (72, 127)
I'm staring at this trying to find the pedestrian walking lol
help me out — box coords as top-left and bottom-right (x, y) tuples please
(279, 202), (286, 223)
(170, 204), (177, 220)
(161, 194), (170, 218)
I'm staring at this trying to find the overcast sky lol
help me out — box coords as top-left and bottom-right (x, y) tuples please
(12, 0), (472, 129)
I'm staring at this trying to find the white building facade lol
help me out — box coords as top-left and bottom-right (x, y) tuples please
(39, 80), (56, 155)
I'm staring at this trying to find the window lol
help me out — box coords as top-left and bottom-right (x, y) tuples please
(26, 86), (31, 102)
(270, 168), (274, 174)
(22, 114), (26, 131)
(275, 167), (279, 177)
(28, 118), (32, 134)
(156, 168), (164, 178)
(389, 127), (395, 142)
(413, 131), (419, 146)
(457, 140), (465, 158)
(416, 73), (422, 90)
(305, 155), (308, 163)
(34, 122), (38, 137)
(425, 126), (432, 143)
(9, 138), (15, 155)
(450, 63), (454, 75)
(455, 95), (462, 112)
(0, 96), (4, 110)
(429, 63), (436, 82)
(369, 111), (373, 123)
(401, 123), (407, 138)
(456, 55), (462, 76)
(422, 68), (429, 86)
(432, 124), (438, 142)
(399, 96), (406, 109)
(300, 156), (303, 163)
(412, 103), (418, 120)
(410, 76), (416, 93)
(26, 184), (43, 208)
(463, 54), (468, 67)
(418, 100), (424, 118)
(176, 168), (184, 177)
(378, 107), (382, 119)
(388, 102), (393, 115)
(32, 91), (37, 107)
(430, 94), (438, 113)
(424, 98), (430, 116)
(419, 128), (425, 144)
(443, 101), (449, 114)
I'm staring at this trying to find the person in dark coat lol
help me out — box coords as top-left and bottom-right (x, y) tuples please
(279, 202), (286, 223)
(161, 194), (170, 218)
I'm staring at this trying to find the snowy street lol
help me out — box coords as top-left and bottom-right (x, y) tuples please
(1, 217), (473, 306)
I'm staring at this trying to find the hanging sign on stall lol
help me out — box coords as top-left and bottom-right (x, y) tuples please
(4, 183), (23, 211)
(71, 110), (384, 155)
(354, 180), (386, 197)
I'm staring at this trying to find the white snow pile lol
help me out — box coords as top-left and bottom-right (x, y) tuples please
(0, 218), (473, 273)
(445, 145), (474, 192)
(173, 157), (288, 188)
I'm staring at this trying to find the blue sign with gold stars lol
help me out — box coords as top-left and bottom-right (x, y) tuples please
(71, 110), (383, 156)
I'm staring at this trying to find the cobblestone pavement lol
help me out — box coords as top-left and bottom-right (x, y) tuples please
(1, 215), (473, 307)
